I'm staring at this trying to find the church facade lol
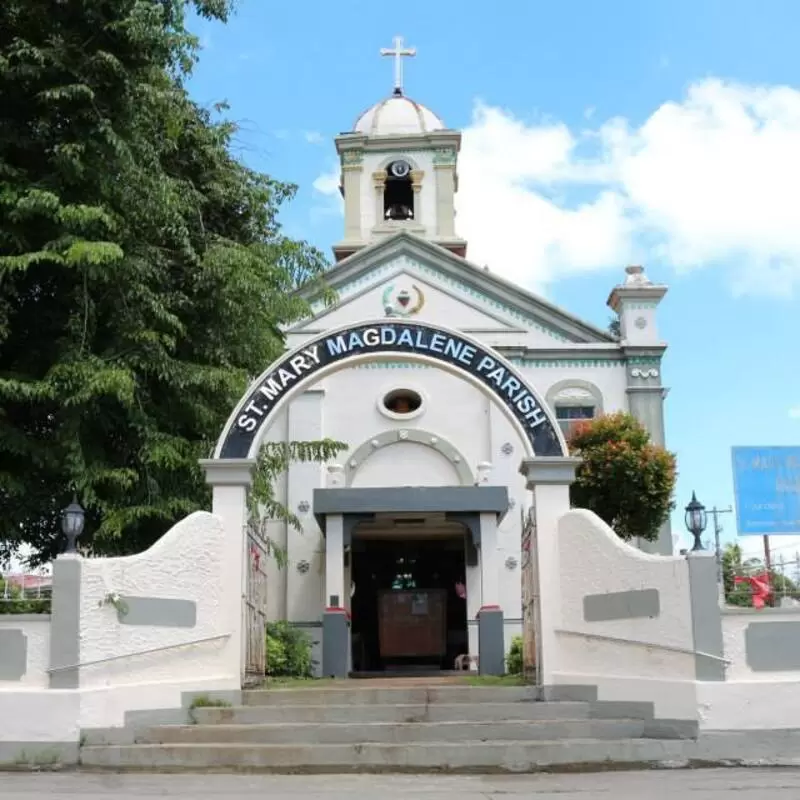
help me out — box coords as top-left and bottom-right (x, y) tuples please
(257, 44), (671, 676)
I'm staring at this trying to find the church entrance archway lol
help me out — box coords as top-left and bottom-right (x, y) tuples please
(201, 319), (568, 686)
(215, 318), (567, 460)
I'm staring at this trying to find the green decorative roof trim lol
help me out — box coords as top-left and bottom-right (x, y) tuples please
(412, 262), (571, 342)
(510, 358), (624, 369)
(306, 256), (616, 345)
(354, 357), (627, 369)
(627, 302), (658, 310)
(342, 150), (364, 165)
(627, 356), (662, 366)
(353, 361), (432, 369)
(365, 148), (430, 156)
(433, 147), (457, 166)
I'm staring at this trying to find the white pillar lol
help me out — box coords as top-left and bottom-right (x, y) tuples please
(372, 171), (386, 228)
(325, 513), (345, 609)
(479, 511), (500, 607)
(411, 169), (424, 230)
(342, 163), (362, 240)
(199, 458), (256, 687)
(477, 511), (504, 674)
(519, 457), (580, 689)
(434, 161), (456, 238)
(286, 390), (324, 622)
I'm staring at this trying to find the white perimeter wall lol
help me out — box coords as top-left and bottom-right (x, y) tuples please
(698, 608), (800, 730)
(0, 616), (79, 746)
(77, 511), (240, 728)
(0, 511), (240, 749)
(548, 509), (698, 720)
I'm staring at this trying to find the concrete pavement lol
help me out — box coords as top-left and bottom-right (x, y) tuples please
(3, 769), (800, 798)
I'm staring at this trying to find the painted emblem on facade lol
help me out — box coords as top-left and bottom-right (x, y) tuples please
(382, 283), (425, 317)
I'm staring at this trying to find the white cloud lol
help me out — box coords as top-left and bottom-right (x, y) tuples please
(313, 79), (800, 294)
(312, 164), (340, 198)
(311, 164), (343, 219)
(790, 407), (800, 419)
(304, 131), (324, 145)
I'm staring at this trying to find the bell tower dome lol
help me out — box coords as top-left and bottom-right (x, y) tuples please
(332, 37), (468, 261)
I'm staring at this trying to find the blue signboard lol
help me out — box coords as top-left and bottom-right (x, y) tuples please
(731, 447), (800, 535)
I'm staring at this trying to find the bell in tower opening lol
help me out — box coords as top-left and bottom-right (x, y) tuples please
(384, 159), (414, 221)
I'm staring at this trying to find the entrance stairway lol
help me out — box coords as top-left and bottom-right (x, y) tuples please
(80, 681), (696, 773)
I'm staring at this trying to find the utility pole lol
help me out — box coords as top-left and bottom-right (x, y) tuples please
(709, 505), (734, 602)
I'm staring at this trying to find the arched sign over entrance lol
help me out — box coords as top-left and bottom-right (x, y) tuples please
(215, 319), (567, 459)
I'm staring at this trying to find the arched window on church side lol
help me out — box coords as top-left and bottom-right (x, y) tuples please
(550, 386), (601, 440)
(384, 159), (414, 221)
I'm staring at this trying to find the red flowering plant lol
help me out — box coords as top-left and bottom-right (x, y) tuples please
(567, 412), (677, 542)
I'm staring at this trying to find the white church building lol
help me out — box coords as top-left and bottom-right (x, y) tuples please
(243, 41), (671, 677)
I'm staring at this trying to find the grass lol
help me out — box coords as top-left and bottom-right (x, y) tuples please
(188, 694), (232, 710)
(459, 673), (527, 686)
(260, 676), (342, 689)
(188, 694), (233, 724)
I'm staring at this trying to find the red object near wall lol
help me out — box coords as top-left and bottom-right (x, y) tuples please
(734, 573), (773, 609)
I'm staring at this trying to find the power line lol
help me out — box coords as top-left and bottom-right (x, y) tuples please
(709, 505), (734, 587)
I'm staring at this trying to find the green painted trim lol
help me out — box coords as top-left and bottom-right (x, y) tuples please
(310, 257), (575, 343)
(433, 147), (457, 165)
(351, 357), (630, 369)
(353, 361), (432, 369)
(628, 302), (658, 310)
(341, 150), (363, 165)
(511, 358), (624, 368)
(364, 147), (433, 156)
(627, 356), (662, 366)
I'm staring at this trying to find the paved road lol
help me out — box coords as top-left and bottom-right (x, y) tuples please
(3, 769), (800, 798)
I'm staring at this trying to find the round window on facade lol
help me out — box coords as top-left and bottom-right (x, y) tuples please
(381, 388), (423, 417)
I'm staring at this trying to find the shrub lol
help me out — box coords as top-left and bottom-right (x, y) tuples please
(265, 620), (314, 678)
(506, 635), (523, 675)
(0, 578), (50, 614)
(568, 412), (677, 542)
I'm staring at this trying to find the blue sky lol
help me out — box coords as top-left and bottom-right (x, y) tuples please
(187, 1), (800, 557)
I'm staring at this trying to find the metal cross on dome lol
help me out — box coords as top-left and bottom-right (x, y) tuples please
(380, 35), (416, 95)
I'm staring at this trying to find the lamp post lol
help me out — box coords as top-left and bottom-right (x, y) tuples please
(61, 495), (85, 554)
(684, 491), (708, 552)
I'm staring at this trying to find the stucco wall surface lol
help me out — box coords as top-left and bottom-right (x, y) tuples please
(0, 689), (79, 747)
(77, 511), (239, 728)
(698, 679), (800, 730)
(722, 607), (800, 681)
(0, 615), (50, 688)
(551, 509), (697, 719)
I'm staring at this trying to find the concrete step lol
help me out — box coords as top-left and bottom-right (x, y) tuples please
(79, 738), (690, 772)
(242, 686), (538, 707)
(192, 701), (593, 726)
(137, 718), (646, 745)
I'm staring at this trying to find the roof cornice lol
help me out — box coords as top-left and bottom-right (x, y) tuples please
(301, 231), (617, 345)
(335, 130), (462, 154)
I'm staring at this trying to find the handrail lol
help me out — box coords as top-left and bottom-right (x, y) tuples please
(555, 628), (731, 664)
(48, 632), (231, 673)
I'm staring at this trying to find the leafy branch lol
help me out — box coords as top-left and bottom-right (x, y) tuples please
(246, 439), (347, 568)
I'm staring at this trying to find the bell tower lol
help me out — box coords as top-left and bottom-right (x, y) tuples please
(332, 37), (468, 261)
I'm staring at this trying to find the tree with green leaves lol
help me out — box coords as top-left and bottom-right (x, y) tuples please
(0, 0), (338, 564)
(568, 412), (677, 542)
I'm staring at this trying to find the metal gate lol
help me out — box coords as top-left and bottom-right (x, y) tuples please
(243, 528), (268, 685)
(520, 503), (539, 682)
